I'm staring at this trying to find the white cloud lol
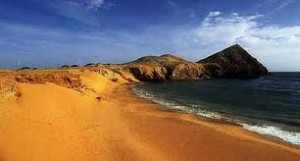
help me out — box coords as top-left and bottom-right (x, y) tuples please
(175, 12), (300, 71)
(207, 11), (221, 17)
(86, 0), (106, 10)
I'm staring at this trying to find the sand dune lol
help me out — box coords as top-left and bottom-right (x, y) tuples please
(0, 68), (299, 161)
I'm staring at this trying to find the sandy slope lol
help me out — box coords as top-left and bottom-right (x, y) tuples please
(0, 69), (299, 161)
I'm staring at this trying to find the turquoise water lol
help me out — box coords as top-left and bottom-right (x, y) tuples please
(132, 72), (300, 145)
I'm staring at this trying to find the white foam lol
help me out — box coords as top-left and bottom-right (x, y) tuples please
(194, 109), (223, 120)
(242, 124), (300, 145)
(132, 86), (186, 110)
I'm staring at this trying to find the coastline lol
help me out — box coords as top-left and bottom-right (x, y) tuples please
(0, 70), (300, 161)
(130, 82), (300, 147)
(108, 84), (300, 160)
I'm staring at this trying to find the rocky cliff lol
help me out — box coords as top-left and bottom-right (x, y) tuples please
(125, 44), (268, 81)
(124, 54), (207, 81)
(198, 44), (269, 79)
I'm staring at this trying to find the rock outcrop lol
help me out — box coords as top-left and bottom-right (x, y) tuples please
(128, 65), (168, 82)
(198, 44), (269, 79)
(170, 63), (206, 80)
(125, 54), (207, 81)
(125, 44), (268, 81)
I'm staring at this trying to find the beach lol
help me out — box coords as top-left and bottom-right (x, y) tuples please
(0, 69), (299, 161)
(1, 0), (300, 160)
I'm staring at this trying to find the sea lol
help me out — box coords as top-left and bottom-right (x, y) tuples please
(132, 72), (300, 146)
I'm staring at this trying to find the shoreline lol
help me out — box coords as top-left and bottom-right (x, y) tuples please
(110, 85), (300, 160)
(130, 82), (300, 147)
(125, 84), (300, 150)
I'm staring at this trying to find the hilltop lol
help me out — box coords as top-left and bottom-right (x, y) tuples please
(124, 54), (206, 81)
(126, 54), (190, 67)
(198, 44), (269, 79)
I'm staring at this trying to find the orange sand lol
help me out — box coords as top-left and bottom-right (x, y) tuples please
(0, 70), (300, 161)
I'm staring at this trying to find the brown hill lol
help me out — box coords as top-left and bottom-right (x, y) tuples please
(198, 44), (269, 79)
(125, 54), (206, 81)
(126, 54), (190, 67)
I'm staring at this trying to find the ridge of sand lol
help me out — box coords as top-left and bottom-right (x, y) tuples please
(0, 68), (299, 161)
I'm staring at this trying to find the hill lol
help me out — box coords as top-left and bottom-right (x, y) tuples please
(125, 54), (206, 81)
(197, 44), (269, 79)
(126, 54), (191, 67)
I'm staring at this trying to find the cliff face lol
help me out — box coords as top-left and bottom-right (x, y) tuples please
(128, 65), (168, 82)
(125, 54), (207, 81)
(170, 63), (206, 80)
(125, 44), (268, 81)
(198, 44), (269, 79)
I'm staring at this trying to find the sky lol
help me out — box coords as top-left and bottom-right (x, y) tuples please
(0, 0), (300, 71)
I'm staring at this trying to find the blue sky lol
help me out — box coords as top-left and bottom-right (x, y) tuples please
(0, 0), (300, 71)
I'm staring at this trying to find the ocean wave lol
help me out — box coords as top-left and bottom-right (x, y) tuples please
(186, 107), (224, 120)
(242, 124), (300, 145)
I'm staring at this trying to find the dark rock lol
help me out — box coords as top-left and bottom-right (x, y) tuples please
(61, 65), (70, 68)
(84, 63), (96, 67)
(202, 63), (223, 78)
(198, 44), (269, 79)
(96, 96), (102, 101)
(18, 67), (31, 70)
